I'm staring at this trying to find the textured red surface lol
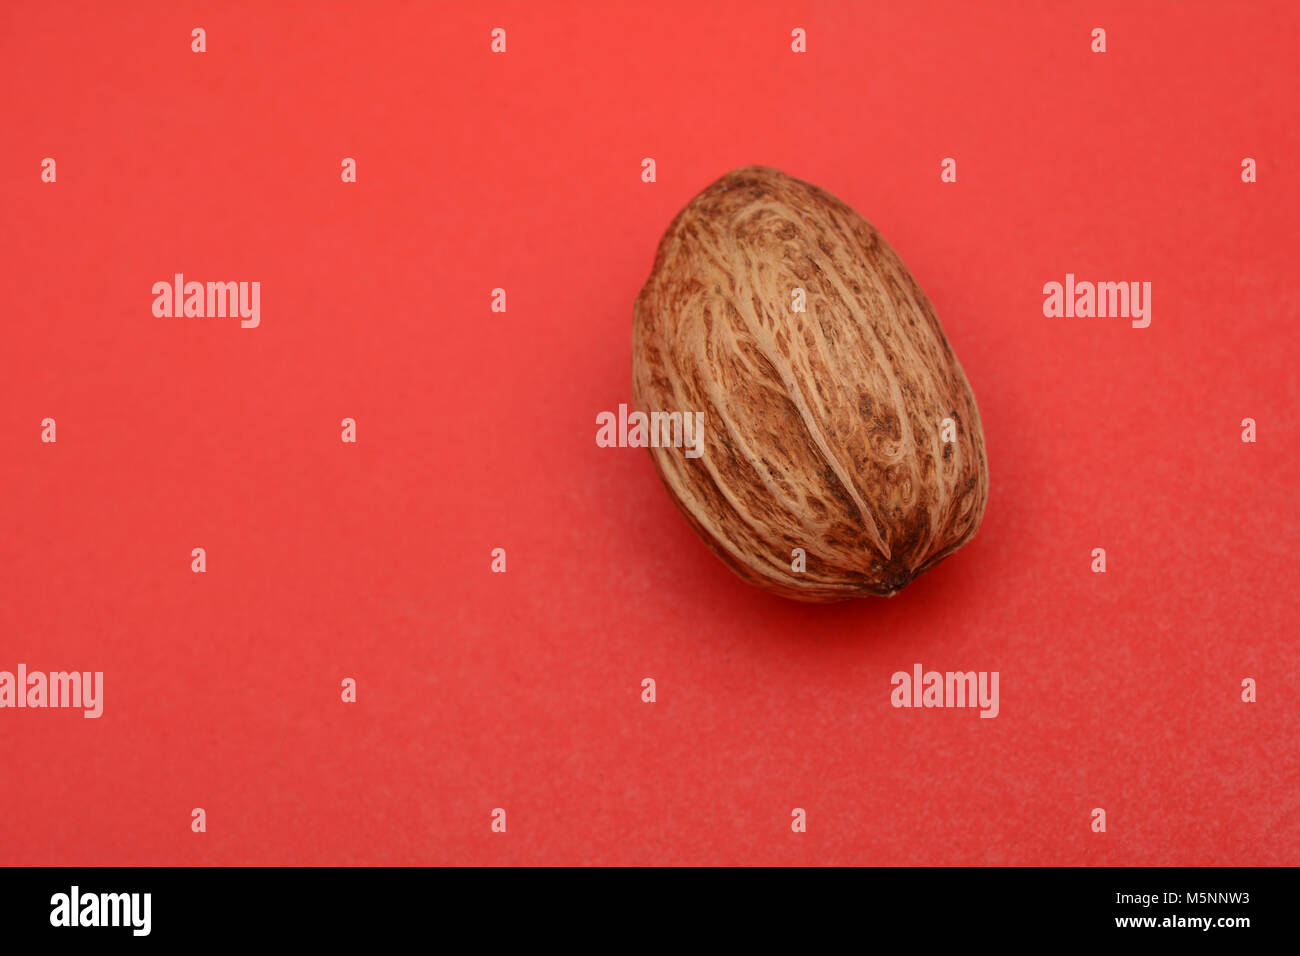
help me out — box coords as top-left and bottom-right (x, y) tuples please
(1, 0), (1296, 865)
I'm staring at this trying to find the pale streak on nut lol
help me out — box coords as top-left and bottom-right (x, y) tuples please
(633, 166), (989, 602)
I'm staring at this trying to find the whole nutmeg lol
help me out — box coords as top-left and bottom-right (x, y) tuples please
(632, 165), (988, 602)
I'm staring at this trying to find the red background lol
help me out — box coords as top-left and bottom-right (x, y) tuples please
(2, 0), (1296, 865)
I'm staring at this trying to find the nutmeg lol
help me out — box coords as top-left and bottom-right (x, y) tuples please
(632, 166), (988, 601)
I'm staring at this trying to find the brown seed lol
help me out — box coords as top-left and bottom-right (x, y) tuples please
(632, 166), (988, 601)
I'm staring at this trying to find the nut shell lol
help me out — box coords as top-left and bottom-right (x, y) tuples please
(633, 165), (988, 601)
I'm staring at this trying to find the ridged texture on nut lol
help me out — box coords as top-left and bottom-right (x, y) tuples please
(633, 165), (988, 601)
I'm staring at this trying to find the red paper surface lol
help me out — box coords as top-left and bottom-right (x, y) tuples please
(1, 0), (1296, 866)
